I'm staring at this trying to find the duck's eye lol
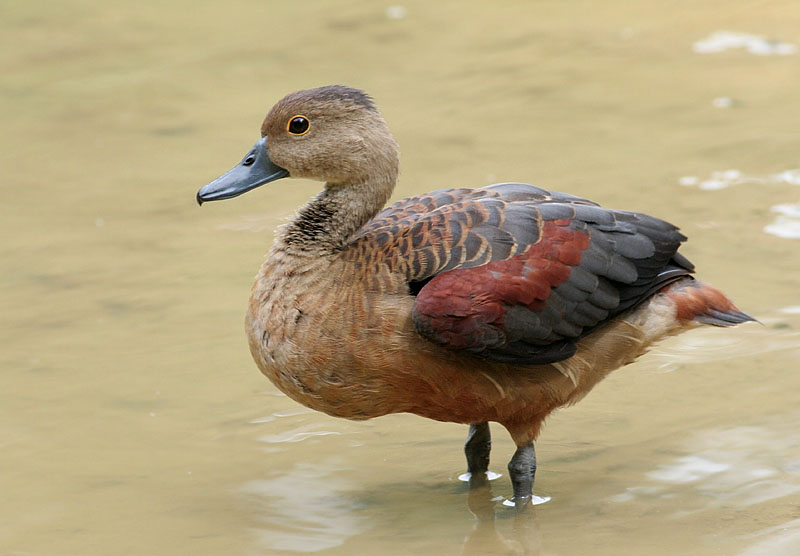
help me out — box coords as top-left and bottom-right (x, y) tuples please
(287, 115), (310, 136)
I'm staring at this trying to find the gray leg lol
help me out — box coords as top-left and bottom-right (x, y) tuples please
(507, 442), (536, 509)
(465, 422), (491, 482)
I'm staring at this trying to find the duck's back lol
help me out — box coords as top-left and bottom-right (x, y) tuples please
(343, 182), (696, 365)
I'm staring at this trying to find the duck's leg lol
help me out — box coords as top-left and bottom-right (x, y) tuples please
(464, 422), (491, 485)
(507, 442), (537, 510)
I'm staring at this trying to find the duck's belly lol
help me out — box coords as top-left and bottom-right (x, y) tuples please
(245, 268), (416, 419)
(245, 267), (685, 434)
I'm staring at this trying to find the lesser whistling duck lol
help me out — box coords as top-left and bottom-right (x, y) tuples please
(197, 85), (753, 509)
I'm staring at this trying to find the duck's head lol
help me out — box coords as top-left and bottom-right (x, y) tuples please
(197, 85), (399, 205)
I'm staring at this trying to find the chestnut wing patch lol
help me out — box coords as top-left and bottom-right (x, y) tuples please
(344, 183), (692, 364)
(412, 218), (594, 363)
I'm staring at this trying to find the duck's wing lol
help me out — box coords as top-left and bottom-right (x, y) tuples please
(344, 183), (693, 365)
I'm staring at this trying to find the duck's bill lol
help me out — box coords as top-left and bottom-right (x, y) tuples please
(196, 137), (288, 205)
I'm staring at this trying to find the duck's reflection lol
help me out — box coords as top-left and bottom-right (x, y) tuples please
(242, 460), (544, 555)
(460, 480), (543, 556)
(241, 461), (367, 553)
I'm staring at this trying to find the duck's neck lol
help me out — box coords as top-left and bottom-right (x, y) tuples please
(279, 175), (395, 254)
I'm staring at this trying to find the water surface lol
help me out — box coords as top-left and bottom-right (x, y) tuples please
(3, 1), (800, 554)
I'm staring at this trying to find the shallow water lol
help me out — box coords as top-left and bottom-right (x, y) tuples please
(3, 1), (800, 554)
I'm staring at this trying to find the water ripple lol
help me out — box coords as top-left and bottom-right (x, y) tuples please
(739, 518), (800, 556)
(693, 31), (798, 56)
(259, 426), (341, 444)
(609, 417), (800, 513)
(765, 203), (800, 239)
(648, 316), (800, 371)
(678, 168), (800, 191)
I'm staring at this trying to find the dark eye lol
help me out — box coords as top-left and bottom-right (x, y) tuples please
(287, 115), (310, 136)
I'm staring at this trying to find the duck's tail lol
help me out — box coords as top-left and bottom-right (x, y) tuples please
(661, 278), (755, 327)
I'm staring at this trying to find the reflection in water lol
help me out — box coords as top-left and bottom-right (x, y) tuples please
(242, 457), (545, 555)
(242, 462), (367, 553)
(460, 484), (543, 556)
(241, 464), (548, 556)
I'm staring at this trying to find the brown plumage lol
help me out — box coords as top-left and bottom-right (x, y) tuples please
(197, 85), (753, 509)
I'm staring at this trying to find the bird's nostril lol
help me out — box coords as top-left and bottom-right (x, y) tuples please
(243, 153), (256, 166)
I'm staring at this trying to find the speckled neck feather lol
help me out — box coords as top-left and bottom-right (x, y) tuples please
(280, 177), (395, 252)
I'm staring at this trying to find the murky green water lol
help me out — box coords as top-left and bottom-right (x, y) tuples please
(3, 1), (800, 554)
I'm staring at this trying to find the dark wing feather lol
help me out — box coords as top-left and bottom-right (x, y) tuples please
(343, 183), (692, 364)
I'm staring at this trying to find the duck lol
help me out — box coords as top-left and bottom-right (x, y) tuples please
(197, 85), (753, 509)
